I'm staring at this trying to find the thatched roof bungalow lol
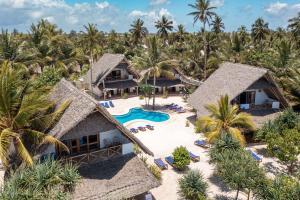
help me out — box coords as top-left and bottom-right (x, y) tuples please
(82, 53), (140, 99)
(45, 78), (153, 158)
(188, 62), (289, 127)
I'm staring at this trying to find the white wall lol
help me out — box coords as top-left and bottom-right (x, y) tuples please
(99, 129), (128, 148)
(253, 89), (272, 105)
(43, 144), (56, 155)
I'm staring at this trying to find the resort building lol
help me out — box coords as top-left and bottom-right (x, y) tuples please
(141, 67), (201, 95)
(82, 53), (201, 99)
(82, 53), (140, 99)
(43, 79), (159, 199)
(188, 62), (289, 127)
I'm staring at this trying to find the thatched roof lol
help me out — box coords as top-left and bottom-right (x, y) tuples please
(49, 79), (153, 156)
(73, 153), (160, 200)
(147, 78), (184, 88)
(188, 62), (289, 116)
(85, 53), (139, 86)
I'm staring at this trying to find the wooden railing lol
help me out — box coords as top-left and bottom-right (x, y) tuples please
(63, 145), (122, 165)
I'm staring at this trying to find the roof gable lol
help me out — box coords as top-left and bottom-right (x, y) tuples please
(49, 79), (153, 155)
(188, 62), (287, 115)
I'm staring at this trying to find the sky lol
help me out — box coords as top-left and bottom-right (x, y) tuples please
(0, 0), (300, 33)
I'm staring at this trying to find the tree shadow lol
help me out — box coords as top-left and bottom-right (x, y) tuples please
(208, 173), (230, 192)
(263, 161), (286, 175)
(186, 114), (197, 126)
(214, 195), (235, 200)
(254, 148), (273, 158)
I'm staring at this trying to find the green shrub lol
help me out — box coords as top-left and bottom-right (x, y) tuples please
(122, 93), (128, 99)
(178, 170), (208, 200)
(139, 95), (144, 100)
(162, 90), (168, 98)
(0, 159), (80, 199)
(149, 165), (162, 181)
(173, 146), (190, 171)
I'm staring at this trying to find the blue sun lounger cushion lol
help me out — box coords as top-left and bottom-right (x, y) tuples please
(165, 156), (174, 166)
(154, 158), (168, 169)
(109, 100), (114, 107)
(104, 102), (110, 108)
(189, 152), (200, 161)
(248, 150), (262, 162)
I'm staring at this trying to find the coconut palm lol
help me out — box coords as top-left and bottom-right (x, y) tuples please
(211, 15), (225, 34)
(288, 12), (300, 38)
(251, 18), (270, 52)
(176, 24), (186, 43)
(0, 29), (18, 62)
(81, 24), (102, 91)
(155, 15), (174, 43)
(196, 94), (256, 145)
(0, 61), (69, 170)
(129, 18), (148, 45)
(132, 36), (176, 110)
(188, 0), (217, 79)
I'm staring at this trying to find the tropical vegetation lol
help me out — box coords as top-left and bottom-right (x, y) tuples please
(172, 146), (191, 171)
(195, 94), (256, 145)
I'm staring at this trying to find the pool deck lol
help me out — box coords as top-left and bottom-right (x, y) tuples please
(107, 96), (286, 200)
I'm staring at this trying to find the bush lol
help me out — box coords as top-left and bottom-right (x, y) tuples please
(122, 93), (128, 99)
(186, 120), (190, 127)
(173, 146), (190, 171)
(34, 68), (63, 89)
(162, 90), (168, 98)
(0, 159), (80, 199)
(178, 170), (208, 200)
(149, 165), (162, 181)
(139, 95), (144, 100)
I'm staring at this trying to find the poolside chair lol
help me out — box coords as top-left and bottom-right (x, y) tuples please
(100, 103), (106, 107)
(154, 158), (168, 170)
(130, 128), (138, 134)
(138, 126), (146, 132)
(146, 125), (154, 130)
(176, 107), (186, 113)
(104, 102), (110, 108)
(247, 149), (262, 162)
(194, 140), (210, 148)
(189, 152), (200, 162)
(109, 100), (115, 108)
(165, 156), (175, 167)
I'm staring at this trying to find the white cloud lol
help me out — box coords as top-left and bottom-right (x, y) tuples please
(96, 1), (109, 9)
(129, 10), (148, 17)
(150, 0), (169, 6)
(210, 0), (224, 7)
(265, 2), (288, 14)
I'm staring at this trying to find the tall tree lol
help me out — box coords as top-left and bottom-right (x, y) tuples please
(211, 15), (225, 34)
(81, 24), (101, 91)
(195, 95), (256, 145)
(251, 18), (270, 52)
(132, 36), (175, 110)
(188, 0), (217, 79)
(129, 18), (148, 45)
(0, 61), (68, 171)
(155, 15), (173, 43)
(288, 12), (300, 38)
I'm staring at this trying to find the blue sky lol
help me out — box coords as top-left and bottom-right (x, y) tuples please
(0, 0), (300, 32)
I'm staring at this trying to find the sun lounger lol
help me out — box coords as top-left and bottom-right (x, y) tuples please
(154, 158), (168, 170)
(146, 125), (154, 130)
(109, 100), (114, 108)
(176, 108), (186, 113)
(138, 126), (146, 131)
(165, 156), (175, 167)
(189, 152), (200, 162)
(130, 128), (138, 133)
(247, 150), (262, 162)
(100, 103), (106, 107)
(104, 102), (110, 108)
(194, 140), (209, 148)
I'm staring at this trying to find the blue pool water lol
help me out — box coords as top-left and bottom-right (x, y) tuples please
(114, 108), (170, 124)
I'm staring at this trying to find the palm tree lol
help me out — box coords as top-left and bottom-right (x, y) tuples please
(0, 29), (18, 62)
(251, 18), (270, 52)
(176, 24), (186, 43)
(237, 25), (248, 45)
(155, 15), (173, 43)
(211, 15), (225, 34)
(132, 36), (176, 110)
(129, 18), (148, 45)
(196, 95), (256, 145)
(288, 12), (300, 38)
(188, 0), (217, 79)
(81, 24), (102, 91)
(0, 61), (69, 170)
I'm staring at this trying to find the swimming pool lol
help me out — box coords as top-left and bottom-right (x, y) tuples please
(114, 108), (170, 124)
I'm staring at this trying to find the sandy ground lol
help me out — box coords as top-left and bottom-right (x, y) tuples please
(108, 96), (289, 200)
